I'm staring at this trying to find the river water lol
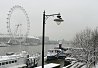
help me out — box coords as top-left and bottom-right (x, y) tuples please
(0, 44), (72, 67)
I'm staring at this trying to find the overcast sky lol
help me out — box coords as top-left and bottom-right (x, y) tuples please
(0, 0), (98, 40)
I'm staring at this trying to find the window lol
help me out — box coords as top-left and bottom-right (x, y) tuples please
(0, 63), (1, 66)
(15, 60), (17, 63)
(9, 61), (11, 64)
(2, 62), (5, 65)
(12, 61), (14, 63)
(6, 62), (8, 64)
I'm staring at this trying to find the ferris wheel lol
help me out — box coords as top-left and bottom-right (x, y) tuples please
(6, 5), (30, 43)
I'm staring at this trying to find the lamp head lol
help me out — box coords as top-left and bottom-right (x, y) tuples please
(54, 14), (64, 25)
(57, 15), (61, 19)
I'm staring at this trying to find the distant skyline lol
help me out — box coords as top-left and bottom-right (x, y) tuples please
(0, 0), (98, 40)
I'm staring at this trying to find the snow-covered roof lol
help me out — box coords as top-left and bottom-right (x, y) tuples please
(27, 36), (39, 39)
(0, 34), (10, 37)
(35, 63), (60, 68)
(0, 55), (18, 62)
(65, 57), (76, 60)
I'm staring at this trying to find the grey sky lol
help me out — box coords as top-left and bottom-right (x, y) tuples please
(0, 0), (98, 40)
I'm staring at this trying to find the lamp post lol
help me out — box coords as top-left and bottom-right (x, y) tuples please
(42, 11), (64, 68)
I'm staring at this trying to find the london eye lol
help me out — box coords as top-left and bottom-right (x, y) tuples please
(6, 5), (30, 44)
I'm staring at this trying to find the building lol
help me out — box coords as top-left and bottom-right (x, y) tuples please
(0, 34), (40, 45)
(38, 36), (59, 44)
(38, 36), (49, 44)
(26, 36), (40, 45)
(0, 34), (10, 43)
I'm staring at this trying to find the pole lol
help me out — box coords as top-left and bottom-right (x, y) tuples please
(42, 11), (45, 68)
(93, 35), (96, 68)
(94, 36), (96, 68)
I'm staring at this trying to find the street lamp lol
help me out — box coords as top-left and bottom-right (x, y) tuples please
(42, 10), (64, 68)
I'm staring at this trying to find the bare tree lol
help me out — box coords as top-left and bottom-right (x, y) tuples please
(90, 28), (98, 67)
(72, 27), (98, 68)
(72, 28), (95, 68)
(73, 28), (93, 50)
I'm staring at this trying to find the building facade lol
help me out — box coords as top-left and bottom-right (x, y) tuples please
(0, 34), (40, 45)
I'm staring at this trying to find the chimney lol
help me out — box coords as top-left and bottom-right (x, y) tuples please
(58, 41), (62, 49)
(59, 43), (62, 49)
